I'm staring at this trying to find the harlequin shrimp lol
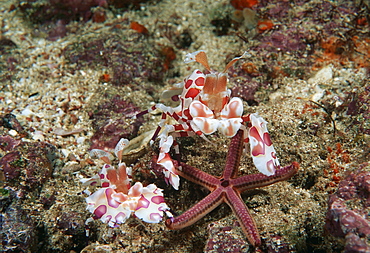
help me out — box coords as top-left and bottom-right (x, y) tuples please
(81, 138), (172, 229)
(136, 51), (279, 190)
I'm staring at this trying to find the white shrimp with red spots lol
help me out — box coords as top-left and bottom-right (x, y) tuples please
(137, 51), (281, 189)
(82, 138), (172, 228)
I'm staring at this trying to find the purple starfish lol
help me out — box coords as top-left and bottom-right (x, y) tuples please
(165, 130), (299, 247)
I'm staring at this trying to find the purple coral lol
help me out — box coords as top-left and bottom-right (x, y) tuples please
(231, 78), (263, 105)
(204, 221), (249, 252)
(48, 0), (108, 21)
(56, 211), (86, 236)
(1, 199), (38, 252)
(1, 151), (23, 182)
(0, 135), (21, 152)
(89, 95), (144, 151)
(257, 28), (308, 55)
(64, 33), (165, 87)
(18, 0), (108, 41)
(0, 141), (57, 192)
(345, 86), (370, 135)
(325, 167), (370, 252)
(20, 0), (107, 23)
(326, 195), (370, 237)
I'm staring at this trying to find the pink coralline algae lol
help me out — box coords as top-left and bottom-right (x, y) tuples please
(64, 33), (165, 87)
(1, 151), (23, 183)
(0, 140), (57, 193)
(231, 0), (368, 87)
(325, 167), (370, 252)
(0, 116), (60, 252)
(0, 115), (58, 195)
(89, 95), (144, 151)
(19, 0), (107, 24)
(257, 28), (309, 55)
(230, 78), (263, 106)
(227, 59), (266, 106)
(204, 222), (249, 252)
(18, 0), (108, 40)
(48, 0), (108, 20)
(1, 198), (38, 253)
(344, 85), (370, 135)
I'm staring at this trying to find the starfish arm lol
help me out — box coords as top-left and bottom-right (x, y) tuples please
(175, 161), (219, 190)
(225, 188), (261, 247)
(223, 130), (244, 180)
(165, 187), (224, 230)
(231, 162), (299, 192)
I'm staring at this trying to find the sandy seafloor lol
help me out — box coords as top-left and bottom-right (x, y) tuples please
(0, 0), (369, 252)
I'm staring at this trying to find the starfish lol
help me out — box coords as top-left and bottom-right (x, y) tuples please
(165, 130), (299, 247)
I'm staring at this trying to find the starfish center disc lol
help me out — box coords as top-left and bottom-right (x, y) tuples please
(220, 179), (230, 187)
